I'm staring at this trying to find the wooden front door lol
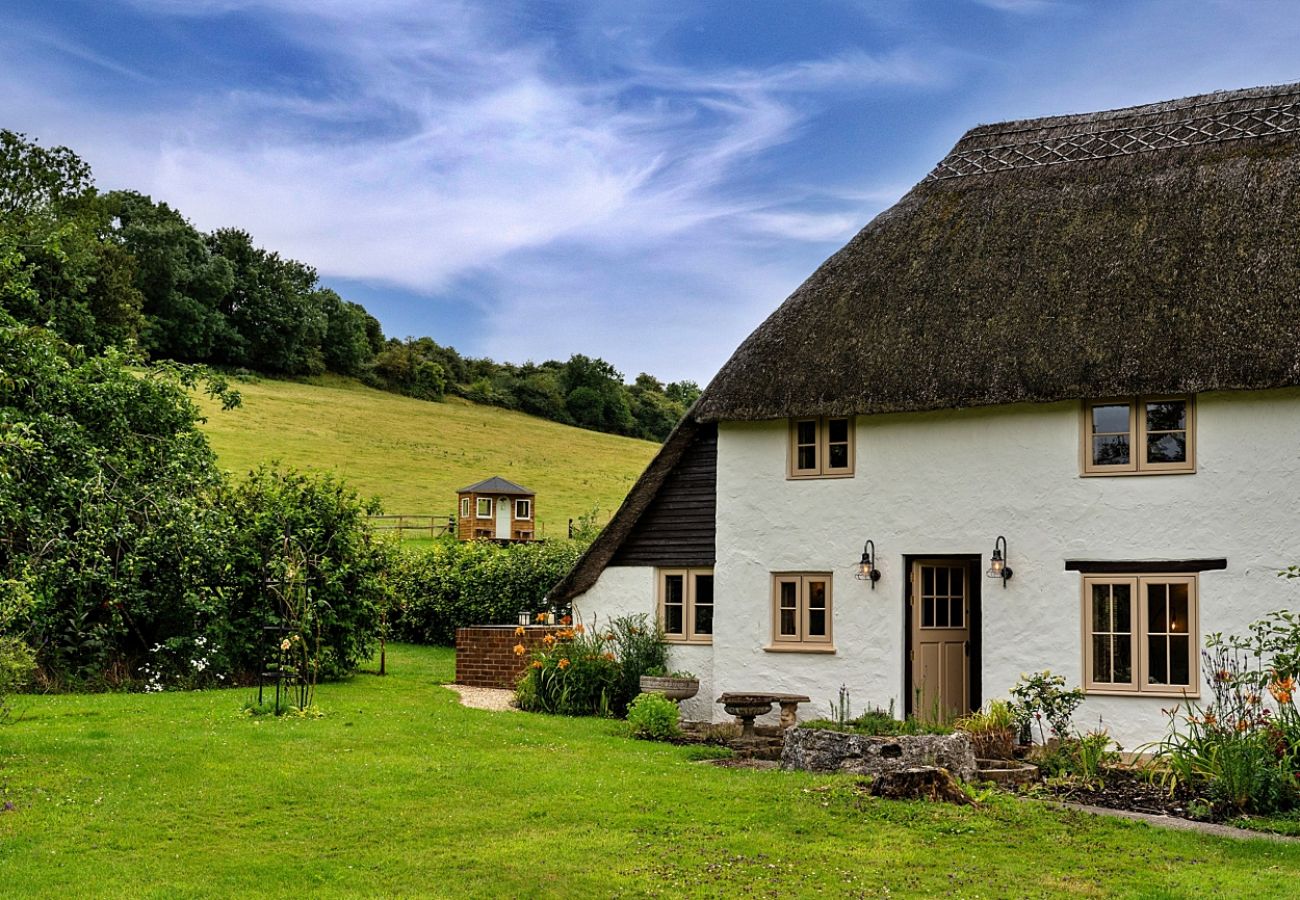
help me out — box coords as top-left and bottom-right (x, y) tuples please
(910, 560), (971, 723)
(495, 496), (511, 539)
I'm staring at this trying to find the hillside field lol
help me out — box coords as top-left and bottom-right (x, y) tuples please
(196, 375), (658, 537)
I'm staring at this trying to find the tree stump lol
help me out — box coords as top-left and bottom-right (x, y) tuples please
(869, 766), (972, 806)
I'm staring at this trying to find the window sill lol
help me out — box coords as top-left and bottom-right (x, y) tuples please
(664, 638), (713, 647)
(1084, 687), (1200, 699)
(763, 644), (836, 654)
(1079, 468), (1196, 478)
(786, 473), (855, 481)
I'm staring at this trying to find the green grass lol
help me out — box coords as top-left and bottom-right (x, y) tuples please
(3, 645), (1299, 898)
(195, 375), (658, 537)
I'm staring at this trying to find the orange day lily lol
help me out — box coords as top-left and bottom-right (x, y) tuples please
(513, 643), (526, 656)
(558, 658), (570, 669)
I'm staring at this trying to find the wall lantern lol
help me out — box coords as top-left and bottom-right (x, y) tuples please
(855, 539), (881, 588)
(987, 535), (1013, 588)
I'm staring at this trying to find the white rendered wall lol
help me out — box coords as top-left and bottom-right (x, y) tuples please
(574, 389), (1300, 745)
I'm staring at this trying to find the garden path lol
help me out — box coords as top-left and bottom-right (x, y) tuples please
(1057, 802), (1300, 843)
(445, 684), (516, 712)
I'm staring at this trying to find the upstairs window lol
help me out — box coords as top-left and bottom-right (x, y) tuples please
(476, 497), (493, 518)
(1082, 397), (1195, 475)
(658, 569), (713, 644)
(1082, 574), (1198, 696)
(788, 417), (854, 478)
(515, 499), (532, 519)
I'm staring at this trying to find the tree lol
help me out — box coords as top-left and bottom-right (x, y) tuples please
(319, 290), (374, 376)
(207, 228), (326, 374)
(0, 131), (143, 353)
(107, 190), (236, 362)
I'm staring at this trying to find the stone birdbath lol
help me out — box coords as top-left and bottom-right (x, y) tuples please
(718, 693), (776, 738)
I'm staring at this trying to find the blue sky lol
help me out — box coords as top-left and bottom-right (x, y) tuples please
(3, 1), (1299, 383)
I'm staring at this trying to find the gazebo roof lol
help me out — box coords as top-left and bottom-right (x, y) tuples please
(457, 476), (535, 496)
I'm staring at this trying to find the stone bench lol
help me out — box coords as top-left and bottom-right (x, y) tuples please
(717, 692), (812, 735)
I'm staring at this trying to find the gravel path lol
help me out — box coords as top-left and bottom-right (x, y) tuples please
(1056, 802), (1300, 842)
(445, 684), (517, 712)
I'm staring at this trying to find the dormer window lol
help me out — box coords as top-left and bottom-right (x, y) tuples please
(1081, 397), (1195, 475)
(788, 417), (854, 478)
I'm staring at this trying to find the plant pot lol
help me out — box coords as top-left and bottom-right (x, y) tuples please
(639, 675), (699, 701)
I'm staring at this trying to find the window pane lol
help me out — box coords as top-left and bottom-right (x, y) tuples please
(797, 421), (817, 444)
(694, 575), (713, 607)
(663, 575), (684, 635)
(1092, 404), (1131, 433)
(780, 608), (797, 636)
(1093, 635), (1113, 683)
(807, 581), (826, 609)
(1169, 636), (1190, 685)
(694, 605), (713, 636)
(922, 567), (934, 596)
(797, 446), (817, 470)
(1168, 584), (1188, 633)
(808, 609), (827, 637)
(935, 567), (949, 596)
(1114, 635), (1133, 683)
(1146, 401), (1186, 432)
(1114, 584), (1131, 633)
(828, 443), (849, 469)
(935, 599), (949, 628)
(1146, 431), (1187, 464)
(664, 604), (684, 634)
(1148, 584), (1168, 632)
(1092, 435), (1130, 465)
(827, 418), (849, 443)
(950, 596), (964, 628)
(780, 581), (797, 608)
(1149, 636), (1169, 685)
(922, 597), (934, 628)
(1092, 585), (1113, 632)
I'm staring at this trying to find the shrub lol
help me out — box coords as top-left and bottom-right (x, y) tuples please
(0, 636), (35, 724)
(215, 465), (389, 681)
(1010, 671), (1084, 745)
(515, 614), (668, 717)
(514, 625), (620, 716)
(627, 691), (681, 740)
(388, 539), (587, 645)
(1145, 641), (1297, 816)
(605, 614), (668, 713)
(957, 700), (1018, 759)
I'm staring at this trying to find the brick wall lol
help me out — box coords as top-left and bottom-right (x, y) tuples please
(455, 625), (566, 689)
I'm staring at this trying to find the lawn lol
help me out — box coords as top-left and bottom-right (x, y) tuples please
(2, 645), (1298, 898)
(195, 375), (658, 538)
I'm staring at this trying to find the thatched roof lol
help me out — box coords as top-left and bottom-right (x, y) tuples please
(552, 82), (1300, 604)
(457, 476), (533, 495)
(694, 82), (1300, 422)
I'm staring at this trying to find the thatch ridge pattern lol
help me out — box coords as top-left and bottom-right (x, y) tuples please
(928, 97), (1300, 180)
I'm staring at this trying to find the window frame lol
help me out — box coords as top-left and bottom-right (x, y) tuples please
(657, 567), (714, 645)
(515, 498), (532, 520)
(787, 417), (855, 479)
(767, 572), (834, 652)
(1081, 573), (1199, 697)
(475, 497), (493, 519)
(460, 497), (471, 518)
(1080, 396), (1196, 476)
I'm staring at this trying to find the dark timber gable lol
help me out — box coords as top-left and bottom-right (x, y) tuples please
(610, 423), (716, 567)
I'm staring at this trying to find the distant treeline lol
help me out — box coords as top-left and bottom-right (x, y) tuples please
(0, 130), (699, 442)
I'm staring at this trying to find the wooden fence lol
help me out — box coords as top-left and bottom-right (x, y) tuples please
(366, 514), (455, 540)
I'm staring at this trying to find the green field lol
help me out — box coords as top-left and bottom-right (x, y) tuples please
(196, 376), (658, 538)
(1, 644), (1297, 897)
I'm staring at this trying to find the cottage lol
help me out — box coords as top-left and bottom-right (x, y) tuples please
(549, 83), (1300, 747)
(456, 476), (536, 542)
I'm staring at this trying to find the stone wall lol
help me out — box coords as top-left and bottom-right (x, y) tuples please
(455, 625), (565, 689)
(781, 728), (977, 782)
